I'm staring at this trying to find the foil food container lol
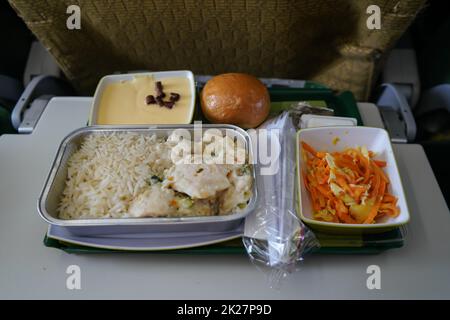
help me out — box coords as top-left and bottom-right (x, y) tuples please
(38, 125), (257, 236)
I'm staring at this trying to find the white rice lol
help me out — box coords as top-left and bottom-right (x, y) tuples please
(58, 132), (173, 219)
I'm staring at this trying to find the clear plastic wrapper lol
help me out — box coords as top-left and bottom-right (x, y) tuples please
(243, 112), (319, 286)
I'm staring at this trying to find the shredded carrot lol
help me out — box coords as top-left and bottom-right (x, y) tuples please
(301, 142), (399, 224)
(373, 160), (387, 168)
(302, 141), (318, 156)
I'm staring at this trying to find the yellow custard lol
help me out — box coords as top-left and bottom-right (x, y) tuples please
(96, 76), (193, 125)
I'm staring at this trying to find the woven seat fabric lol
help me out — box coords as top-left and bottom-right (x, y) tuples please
(9, 0), (425, 100)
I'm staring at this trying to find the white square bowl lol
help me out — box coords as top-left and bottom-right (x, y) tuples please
(296, 126), (410, 234)
(89, 70), (196, 125)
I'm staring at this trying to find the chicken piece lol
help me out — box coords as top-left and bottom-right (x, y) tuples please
(164, 163), (230, 199)
(219, 166), (253, 214)
(176, 197), (213, 216)
(128, 185), (177, 217)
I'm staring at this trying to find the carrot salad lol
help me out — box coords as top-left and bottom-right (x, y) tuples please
(301, 142), (400, 224)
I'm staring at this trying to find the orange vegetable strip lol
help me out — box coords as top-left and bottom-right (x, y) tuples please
(335, 158), (362, 176)
(316, 152), (327, 159)
(309, 187), (320, 211)
(372, 161), (389, 183)
(382, 194), (396, 203)
(373, 160), (387, 167)
(302, 170), (310, 191)
(318, 193), (326, 208)
(378, 178), (386, 201)
(363, 201), (381, 224)
(364, 178), (385, 224)
(350, 185), (366, 202)
(359, 154), (371, 184)
(335, 174), (354, 197)
(302, 142), (318, 156)
(335, 199), (356, 224)
(316, 185), (333, 199)
(370, 164), (380, 199)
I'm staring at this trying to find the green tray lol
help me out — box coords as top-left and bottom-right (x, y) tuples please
(44, 227), (405, 254)
(268, 88), (363, 125)
(193, 82), (363, 125)
(44, 85), (404, 254)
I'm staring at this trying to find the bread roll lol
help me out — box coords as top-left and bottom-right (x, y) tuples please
(201, 73), (270, 128)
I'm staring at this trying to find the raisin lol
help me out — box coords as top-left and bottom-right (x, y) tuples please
(164, 101), (175, 109)
(145, 95), (156, 104)
(169, 92), (180, 102)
